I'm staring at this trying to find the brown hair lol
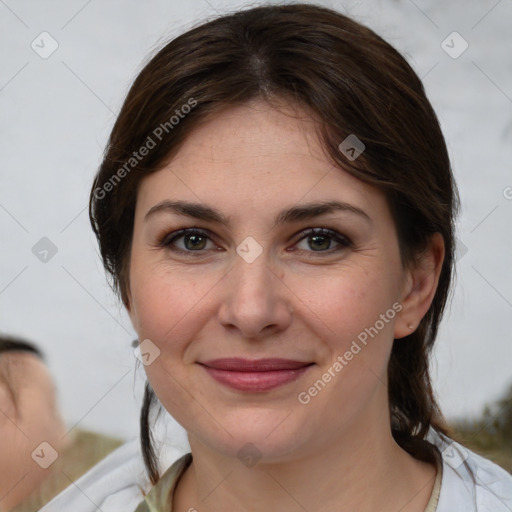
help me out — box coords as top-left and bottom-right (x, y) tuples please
(89, 3), (460, 484)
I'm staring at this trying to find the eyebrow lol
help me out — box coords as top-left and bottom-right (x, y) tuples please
(144, 200), (373, 228)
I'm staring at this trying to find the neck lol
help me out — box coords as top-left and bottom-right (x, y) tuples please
(173, 402), (437, 512)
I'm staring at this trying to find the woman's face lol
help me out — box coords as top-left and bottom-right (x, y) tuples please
(126, 100), (417, 463)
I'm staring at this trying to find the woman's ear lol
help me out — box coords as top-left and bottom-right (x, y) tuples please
(394, 232), (445, 339)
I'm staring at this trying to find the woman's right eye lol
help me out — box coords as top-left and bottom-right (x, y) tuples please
(159, 228), (219, 255)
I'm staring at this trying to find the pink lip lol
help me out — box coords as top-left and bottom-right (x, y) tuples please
(199, 358), (313, 391)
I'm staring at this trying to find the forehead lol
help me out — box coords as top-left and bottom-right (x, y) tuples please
(136, 100), (385, 219)
(166, 100), (328, 182)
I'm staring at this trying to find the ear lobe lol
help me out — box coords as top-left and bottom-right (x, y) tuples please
(394, 232), (445, 339)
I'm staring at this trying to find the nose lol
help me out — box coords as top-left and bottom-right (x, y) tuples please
(217, 251), (293, 339)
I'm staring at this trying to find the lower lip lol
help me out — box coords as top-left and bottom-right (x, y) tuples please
(201, 365), (312, 392)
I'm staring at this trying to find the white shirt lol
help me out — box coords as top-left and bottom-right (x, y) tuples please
(39, 421), (512, 511)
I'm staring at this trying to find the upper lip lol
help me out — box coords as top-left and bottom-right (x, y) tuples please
(199, 358), (313, 372)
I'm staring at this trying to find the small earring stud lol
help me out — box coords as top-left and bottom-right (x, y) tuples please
(407, 324), (414, 330)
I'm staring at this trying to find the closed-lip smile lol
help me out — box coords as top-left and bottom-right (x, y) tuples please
(198, 358), (314, 391)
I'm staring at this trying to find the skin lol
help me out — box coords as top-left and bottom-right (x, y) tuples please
(126, 99), (445, 512)
(0, 353), (68, 511)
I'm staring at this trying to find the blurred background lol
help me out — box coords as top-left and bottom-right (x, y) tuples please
(1, 0), (511, 474)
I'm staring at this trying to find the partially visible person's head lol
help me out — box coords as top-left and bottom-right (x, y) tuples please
(89, 3), (460, 483)
(0, 335), (67, 511)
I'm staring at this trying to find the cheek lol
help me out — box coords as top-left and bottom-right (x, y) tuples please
(308, 268), (398, 392)
(130, 262), (207, 341)
(304, 267), (393, 335)
(298, 281), (397, 430)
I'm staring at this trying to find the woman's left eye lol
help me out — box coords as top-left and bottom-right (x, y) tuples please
(291, 227), (352, 255)
(158, 227), (351, 256)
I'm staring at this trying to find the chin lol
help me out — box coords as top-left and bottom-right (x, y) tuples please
(187, 409), (311, 464)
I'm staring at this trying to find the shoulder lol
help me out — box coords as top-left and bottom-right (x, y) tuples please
(427, 429), (512, 511)
(39, 436), (189, 512)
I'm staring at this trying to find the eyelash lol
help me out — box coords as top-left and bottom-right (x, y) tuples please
(158, 227), (352, 257)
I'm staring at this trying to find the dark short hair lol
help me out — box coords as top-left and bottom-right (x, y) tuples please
(89, 3), (460, 484)
(0, 335), (44, 359)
